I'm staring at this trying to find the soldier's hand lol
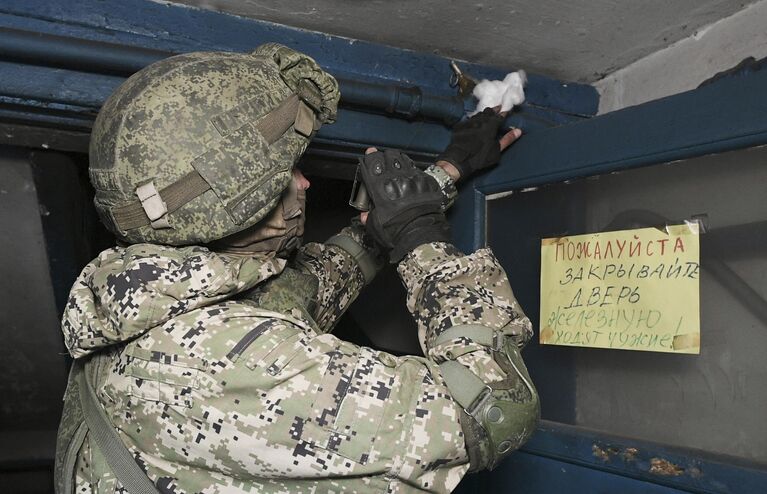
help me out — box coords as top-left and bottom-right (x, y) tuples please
(358, 148), (450, 262)
(436, 107), (522, 182)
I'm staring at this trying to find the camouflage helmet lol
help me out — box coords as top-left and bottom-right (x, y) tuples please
(89, 43), (340, 246)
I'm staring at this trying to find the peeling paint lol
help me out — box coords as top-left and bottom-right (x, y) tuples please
(649, 457), (685, 476)
(592, 444), (610, 462)
(622, 447), (638, 462)
(593, 444), (643, 465)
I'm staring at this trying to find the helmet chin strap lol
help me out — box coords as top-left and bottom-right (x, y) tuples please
(210, 182), (306, 258)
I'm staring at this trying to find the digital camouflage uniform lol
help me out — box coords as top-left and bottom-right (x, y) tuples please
(56, 215), (534, 493)
(55, 42), (538, 494)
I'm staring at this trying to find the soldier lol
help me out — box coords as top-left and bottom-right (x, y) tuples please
(55, 44), (538, 493)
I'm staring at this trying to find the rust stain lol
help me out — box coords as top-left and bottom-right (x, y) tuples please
(622, 447), (638, 462)
(649, 457), (684, 476)
(592, 444), (627, 462)
(593, 444), (643, 465)
(592, 444), (610, 462)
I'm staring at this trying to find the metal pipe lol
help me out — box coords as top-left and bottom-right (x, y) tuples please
(0, 27), (465, 124)
(336, 78), (464, 124)
(0, 27), (168, 75)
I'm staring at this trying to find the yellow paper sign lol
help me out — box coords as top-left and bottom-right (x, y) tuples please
(540, 224), (700, 354)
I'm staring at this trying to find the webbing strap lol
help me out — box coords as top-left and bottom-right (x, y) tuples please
(325, 233), (378, 285)
(60, 421), (88, 494)
(439, 360), (489, 412)
(111, 93), (302, 232)
(258, 94), (300, 144)
(433, 324), (496, 348)
(77, 365), (160, 494)
(113, 171), (210, 231)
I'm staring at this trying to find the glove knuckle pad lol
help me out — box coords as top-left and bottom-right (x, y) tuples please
(360, 149), (450, 262)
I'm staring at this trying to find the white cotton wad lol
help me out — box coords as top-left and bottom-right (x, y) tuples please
(472, 70), (527, 114)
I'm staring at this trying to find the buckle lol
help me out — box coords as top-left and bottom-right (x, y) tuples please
(498, 324), (531, 349)
(297, 79), (322, 113)
(492, 332), (505, 352)
(135, 181), (170, 229)
(464, 385), (493, 420)
(294, 100), (315, 137)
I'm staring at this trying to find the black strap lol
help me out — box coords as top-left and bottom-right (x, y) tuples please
(76, 363), (161, 494)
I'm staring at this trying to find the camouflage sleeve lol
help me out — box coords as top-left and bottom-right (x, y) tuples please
(291, 162), (453, 335)
(397, 242), (533, 384)
(295, 219), (386, 333)
(424, 164), (457, 211)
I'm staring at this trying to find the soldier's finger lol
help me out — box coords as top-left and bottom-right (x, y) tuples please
(292, 168), (311, 190)
(499, 128), (522, 152)
(365, 147), (378, 155)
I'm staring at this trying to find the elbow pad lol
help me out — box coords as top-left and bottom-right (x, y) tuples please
(325, 232), (380, 285)
(435, 325), (540, 471)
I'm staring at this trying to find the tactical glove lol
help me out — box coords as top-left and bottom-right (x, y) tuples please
(359, 149), (451, 263)
(437, 108), (505, 180)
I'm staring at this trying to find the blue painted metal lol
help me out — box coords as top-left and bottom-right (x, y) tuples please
(447, 178), (488, 253)
(0, 61), (122, 108)
(450, 65), (767, 252)
(488, 452), (691, 494)
(476, 67), (767, 195)
(504, 421), (767, 494)
(0, 26), (586, 159)
(0, 0), (597, 112)
(448, 64), (767, 493)
(0, 26), (168, 75)
(318, 109), (449, 154)
(0, 72), (453, 153)
(0, 27), (468, 124)
(0, 36), (455, 152)
(0, 0), (597, 147)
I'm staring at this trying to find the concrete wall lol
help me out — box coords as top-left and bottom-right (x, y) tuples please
(170, 0), (751, 84)
(596, 0), (767, 113)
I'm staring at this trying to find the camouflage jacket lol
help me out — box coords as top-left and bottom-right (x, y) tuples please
(57, 220), (532, 493)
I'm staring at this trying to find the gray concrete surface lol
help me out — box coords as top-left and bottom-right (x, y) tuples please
(596, 0), (767, 113)
(165, 0), (753, 83)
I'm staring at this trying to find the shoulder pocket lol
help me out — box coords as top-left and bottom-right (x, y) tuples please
(303, 342), (394, 464)
(226, 310), (316, 375)
(241, 323), (307, 375)
(126, 346), (207, 409)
